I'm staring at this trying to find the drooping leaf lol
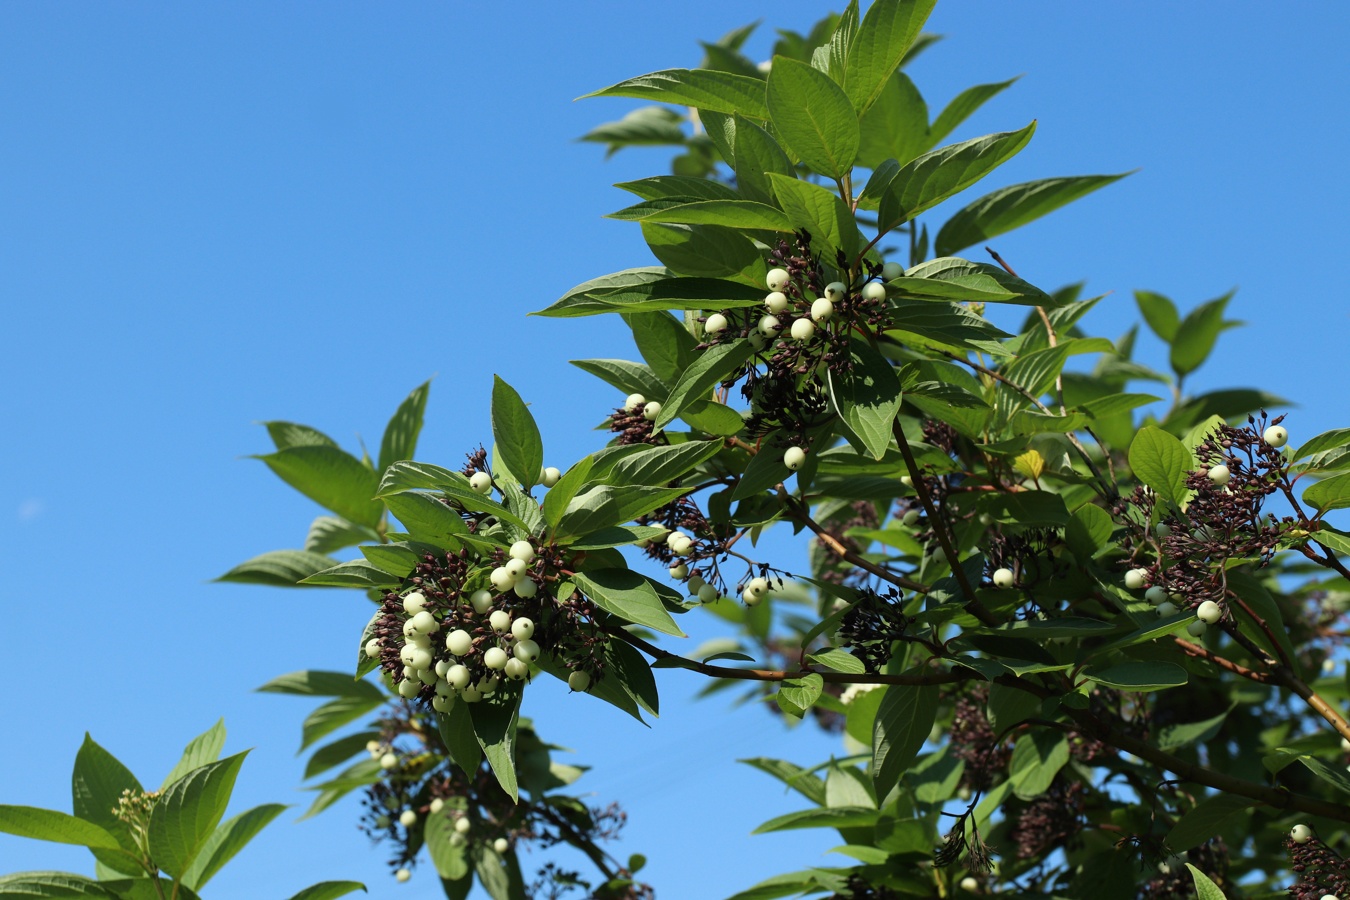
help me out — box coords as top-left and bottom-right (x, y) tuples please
(470, 689), (523, 803)
(827, 338), (903, 460)
(573, 569), (685, 637)
(871, 682), (938, 798)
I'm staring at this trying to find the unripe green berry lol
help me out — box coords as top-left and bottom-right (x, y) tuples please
(446, 629), (473, 656)
(447, 664), (471, 689)
(504, 658), (529, 681)
(642, 401), (662, 420)
(397, 679), (420, 698)
(824, 281), (847, 301)
(670, 562), (689, 580)
(704, 312), (729, 334)
(1155, 523), (1171, 538)
(861, 281), (887, 301)
(992, 568), (1014, 589)
(469, 472), (493, 494)
(365, 638), (381, 659)
(490, 566), (516, 591)
(568, 670), (592, 692)
(402, 591), (428, 614)
(470, 589), (493, 614)
(783, 446), (807, 470)
(493, 837), (510, 854)
(483, 647), (509, 669)
(758, 314), (781, 337)
(764, 292), (789, 313)
(400, 810), (417, 827)
(511, 617), (535, 640)
(766, 268), (789, 291)
(1196, 600), (1222, 624)
(541, 466), (561, 487)
(902, 509), (921, 527)
(1291, 824), (1313, 843)
(513, 639), (540, 663)
(882, 261), (904, 280)
(1186, 620), (1207, 637)
(697, 583), (718, 603)
(789, 318), (816, 341)
(430, 798), (444, 814)
(810, 297), (834, 322)
(1124, 568), (1149, 590)
(455, 816), (472, 835)
(1145, 586), (1169, 605)
(514, 577), (537, 598)
(395, 868), (411, 883)
(1156, 601), (1179, 617)
(1207, 465), (1231, 486)
(748, 331), (767, 350)
(1263, 425), (1288, 448)
(686, 575), (706, 594)
(375, 814), (391, 828)
(380, 752), (398, 770)
(624, 393), (646, 411)
(489, 610), (512, 633)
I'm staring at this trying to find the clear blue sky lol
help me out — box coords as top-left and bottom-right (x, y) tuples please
(3, 3), (1349, 897)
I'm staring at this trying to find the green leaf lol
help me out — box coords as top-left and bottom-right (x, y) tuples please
(304, 516), (379, 555)
(1154, 710), (1230, 752)
(624, 310), (698, 387)
(425, 811), (471, 881)
(438, 703), (484, 777)
(538, 267), (669, 316)
(857, 73), (928, 170)
(751, 807), (880, 834)
(568, 359), (668, 398)
(1292, 427), (1350, 464)
(1085, 660), (1188, 692)
(653, 341), (754, 431)
(1170, 292), (1235, 378)
(71, 735), (143, 862)
(767, 174), (864, 258)
(682, 399), (745, 435)
(555, 485), (687, 539)
(1185, 864), (1228, 900)
(776, 674), (825, 717)
(622, 199), (795, 232)
(0, 806), (122, 850)
(472, 842), (527, 900)
(809, 649), (866, 674)
(263, 421), (338, 451)
(602, 440), (723, 487)
(871, 682), (938, 799)
(581, 105), (687, 155)
(0, 872), (123, 898)
(1303, 472), (1350, 513)
(927, 78), (1017, 148)
(542, 458), (594, 532)
(766, 56), (859, 178)
(1128, 426), (1194, 508)
(732, 114), (795, 205)
(890, 257), (1053, 306)
(147, 752), (248, 878)
(828, 337), (903, 460)
(987, 683), (1040, 733)
(1164, 793), (1252, 855)
(298, 559), (400, 589)
(568, 525), (668, 550)
(617, 176), (742, 203)
(162, 720), (226, 790)
(582, 68), (768, 119)
(739, 758), (827, 806)
(302, 732), (381, 781)
(215, 550), (341, 588)
(376, 463), (533, 532)
(491, 376), (544, 490)
(842, 0), (936, 113)
(574, 569), (686, 637)
(875, 124), (1036, 232)
(471, 689), (523, 802)
(641, 221), (760, 278)
(299, 696), (384, 752)
(382, 490), (470, 547)
(934, 173), (1130, 257)
(181, 803), (287, 890)
(732, 444), (794, 501)
(258, 670), (384, 700)
(1009, 731), (1070, 799)
(377, 381), (430, 473)
(1063, 503), (1114, 560)
(545, 276), (766, 318)
(285, 883), (368, 900)
(255, 446), (383, 529)
(1297, 755), (1350, 796)
(1135, 290), (1181, 343)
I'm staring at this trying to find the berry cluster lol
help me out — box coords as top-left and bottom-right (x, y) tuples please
(1287, 825), (1349, 900)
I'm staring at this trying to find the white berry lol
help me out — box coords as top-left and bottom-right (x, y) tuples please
(1186, 620), (1207, 637)
(668, 534), (693, 556)
(402, 591), (427, 614)
(364, 638), (381, 659)
(881, 261), (904, 280)
(959, 877), (979, 893)
(568, 670), (592, 692)
(514, 578), (537, 598)
(470, 589), (494, 613)
(1207, 465), (1231, 486)
(686, 575), (706, 594)
(469, 471), (493, 494)
(642, 401), (662, 420)
(511, 617), (535, 641)
(1196, 600), (1222, 624)
(445, 629), (473, 656)
(455, 817), (472, 835)
(789, 318), (816, 341)
(697, 584), (718, 603)
(1145, 586), (1169, 605)
(447, 664), (471, 689)
(504, 658), (529, 681)
(1292, 824), (1313, 843)
(861, 281), (887, 301)
(624, 393), (646, 411)
(742, 587), (762, 606)
(483, 647), (509, 669)
(397, 679), (420, 698)
(783, 446), (807, 470)
(810, 297), (834, 322)
(1156, 601), (1179, 617)
(513, 639), (540, 663)
(400, 810), (417, 827)
(430, 798), (444, 814)
(380, 752), (398, 770)
(758, 314), (781, 337)
(747, 576), (769, 596)
(395, 868), (411, 883)
(992, 568), (1014, 589)
(505, 558), (528, 578)
(762, 292), (789, 315)
(766, 268), (790, 291)
(490, 566), (516, 591)
(509, 540), (535, 562)
(824, 282), (847, 301)
(1124, 568), (1149, 590)
(493, 837), (510, 854)
(410, 611), (438, 634)
(489, 610), (512, 633)
(1263, 425), (1288, 448)
(541, 466), (561, 487)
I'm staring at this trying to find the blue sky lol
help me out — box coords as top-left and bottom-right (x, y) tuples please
(3, 2), (1349, 897)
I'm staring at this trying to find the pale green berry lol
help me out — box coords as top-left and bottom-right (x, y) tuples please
(1196, 600), (1222, 624)
(789, 318), (815, 341)
(489, 610), (512, 633)
(1156, 601), (1179, 617)
(446, 630), (473, 656)
(434, 679), (455, 698)
(395, 868), (411, 883)
(900, 475), (913, 488)
(742, 587), (762, 606)
(1207, 465), (1231, 486)
(402, 618), (418, 636)
(504, 557), (528, 578)
(469, 471), (493, 494)
(568, 670), (592, 692)
(493, 837), (510, 854)
(1263, 425), (1288, 448)
(400, 809), (417, 827)
(460, 687), (483, 702)
(397, 679), (420, 698)
(1144, 586), (1169, 605)
(1124, 568), (1149, 590)
(748, 331), (767, 350)
(416, 666), (437, 685)
(511, 617), (535, 641)
(747, 576), (769, 596)
(483, 647), (509, 669)
(541, 466), (561, 487)
(697, 584), (718, 603)
(824, 282), (847, 301)
(992, 568), (1014, 589)
(476, 675), (500, 695)
(364, 638), (381, 659)
(902, 509), (921, 527)
(648, 529), (669, 545)
(402, 665), (417, 681)
(447, 664), (471, 690)
(455, 816), (472, 834)
(504, 658), (529, 681)
(366, 739), (382, 755)
(668, 534), (693, 556)
(410, 611), (438, 634)
(402, 591), (428, 614)
(758, 314), (781, 337)
(670, 562), (689, 580)
(380, 752), (398, 770)
(959, 877), (979, 893)
(406, 632), (430, 649)
(1291, 824), (1313, 843)
(766, 268), (789, 291)
(375, 814), (391, 828)
(513, 639), (540, 663)
(399, 644), (418, 666)
(1186, 620), (1207, 637)
(624, 393), (646, 411)
(509, 540), (535, 562)
(882, 261), (904, 280)
(861, 281), (887, 301)
(705, 312), (729, 333)
(515, 577), (539, 599)
(810, 297), (834, 322)
(643, 401), (662, 420)
(470, 589), (493, 614)
(686, 575), (706, 594)
(430, 798), (445, 815)
(764, 292), (789, 313)
(1155, 523), (1171, 538)
(490, 566), (516, 591)
(783, 446), (807, 470)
